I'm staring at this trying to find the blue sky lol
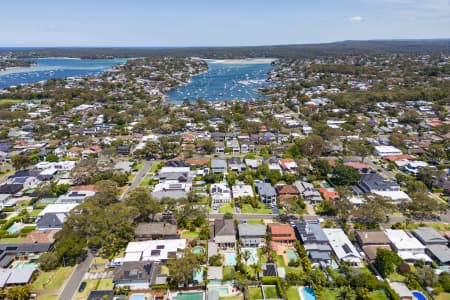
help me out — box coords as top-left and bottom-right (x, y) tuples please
(1, 0), (449, 46)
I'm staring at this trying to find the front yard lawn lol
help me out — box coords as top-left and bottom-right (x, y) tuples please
(240, 204), (272, 214)
(369, 290), (389, 300)
(276, 255), (285, 267)
(286, 287), (300, 300)
(248, 287), (263, 300)
(219, 204), (235, 214)
(32, 267), (73, 291)
(181, 230), (199, 238)
(263, 286), (279, 299)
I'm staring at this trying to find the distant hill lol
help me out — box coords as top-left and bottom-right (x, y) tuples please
(3, 39), (450, 59)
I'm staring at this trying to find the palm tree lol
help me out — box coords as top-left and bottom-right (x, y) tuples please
(242, 249), (251, 265)
(337, 286), (356, 300)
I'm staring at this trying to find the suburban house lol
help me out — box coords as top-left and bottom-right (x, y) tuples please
(374, 145), (402, 156)
(238, 223), (266, 247)
(323, 228), (363, 267)
(134, 223), (179, 241)
(0, 268), (37, 289)
(276, 184), (300, 201)
(294, 221), (332, 265)
(213, 219), (236, 249)
(244, 158), (262, 170)
(294, 181), (323, 204)
(226, 139), (240, 154)
(385, 229), (432, 263)
(412, 227), (450, 266)
(279, 158), (298, 173)
(228, 157), (246, 173)
(215, 142), (225, 154)
(268, 223), (296, 246)
(210, 183), (231, 204)
(211, 159), (227, 174)
(355, 230), (393, 262)
(35, 203), (78, 231)
(232, 184), (254, 199)
(119, 239), (187, 263)
(357, 173), (401, 193)
(254, 181), (277, 204)
(113, 261), (164, 290)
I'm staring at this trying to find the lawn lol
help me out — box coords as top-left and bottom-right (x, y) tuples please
(240, 204), (272, 214)
(29, 209), (43, 216)
(219, 296), (243, 300)
(276, 255), (285, 267)
(246, 219), (264, 225)
(37, 295), (58, 300)
(181, 231), (199, 238)
(0, 99), (24, 105)
(436, 292), (450, 300)
(388, 272), (405, 282)
(248, 287), (263, 300)
(369, 290), (389, 300)
(139, 175), (152, 186)
(93, 256), (109, 265)
(286, 287), (300, 300)
(219, 203), (235, 214)
(73, 279), (99, 300)
(263, 286), (279, 299)
(32, 267), (73, 291)
(0, 237), (24, 244)
(97, 278), (113, 290)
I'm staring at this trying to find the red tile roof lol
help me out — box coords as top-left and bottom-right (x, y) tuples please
(383, 154), (414, 162)
(344, 162), (369, 169)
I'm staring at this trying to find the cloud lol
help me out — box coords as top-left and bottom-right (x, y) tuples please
(349, 16), (364, 22)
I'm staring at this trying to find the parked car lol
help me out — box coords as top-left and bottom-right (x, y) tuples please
(78, 281), (87, 293)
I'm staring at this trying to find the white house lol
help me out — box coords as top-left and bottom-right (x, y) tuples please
(232, 184), (254, 199)
(118, 239), (187, 263)
(374, 145), (402, 156)
(323, 228), (363, 267)
(384, 229), (432, 263)
(210, 183), (231, 204)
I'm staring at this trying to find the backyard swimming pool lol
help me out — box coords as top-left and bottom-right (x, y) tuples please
(241, 248), (258, 265)
(412, 291), (427, 300)
(286, 248), (299, 263)
(299, 287), (318, 300)
(192, 246), (205, 255)
(7, 222), (24, 234)
(208, 286), (230, 296)
(223, 251), (237, 266)
(15, 262), (38, 269)
(173, 292), (204, 300)
(129, 294), (145, 300)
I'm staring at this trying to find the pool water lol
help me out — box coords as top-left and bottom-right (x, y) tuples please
(208, 286), (230, 296)
(286, 248), (299, 263)
(15, 262), (38, 269)
(129, 294), (145, 300)
(241, 248), (258, 265)
(173, 292), (204, 300)
(192, 246), (205, 255)
(300, 287), (318, 300)
(412, 291), (427, 300)
(223, 251), (237, 266)
(7, 222), (24, 234)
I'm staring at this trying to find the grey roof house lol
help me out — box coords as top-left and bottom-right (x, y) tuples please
(412, 227), (448, 245)
(294, 221), (332, 265)
(213, 219), (236, 249)
(113, 261), (162, 290)
(238, 223), (266, 247)
(254, 181), (277, 204)
(211, 159), (227, 174)
(357, 173), (400, 193)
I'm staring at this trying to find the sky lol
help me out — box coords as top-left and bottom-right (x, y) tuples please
(1, 0), (449, 47)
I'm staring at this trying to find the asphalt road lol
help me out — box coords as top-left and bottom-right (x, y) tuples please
(58, 251), (94, 300)
(119, 160), (154, 201)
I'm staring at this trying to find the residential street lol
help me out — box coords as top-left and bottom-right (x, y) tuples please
(119, 160), (154, 201)
(58, 251), (94, 300)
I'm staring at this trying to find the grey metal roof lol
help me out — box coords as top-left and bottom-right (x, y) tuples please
(211, 159), (227, 169)
(255, 182), (276, 197)
(428, 244), (450, 264)
(238, 223), (266, 237)
(412, 227), (448, 245)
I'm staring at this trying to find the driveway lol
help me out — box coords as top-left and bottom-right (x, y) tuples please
(58, 251), (94, 300)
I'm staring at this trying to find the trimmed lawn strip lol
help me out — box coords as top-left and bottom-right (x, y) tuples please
(248, 287), (263, 300)
(32, 267), (73, 291)
(369, 290), (389, 300)
(219, 204), (235, 214)
(263, 286), (279, 299)
(286, 287), (300, 300)
(240, 204), (272, 214)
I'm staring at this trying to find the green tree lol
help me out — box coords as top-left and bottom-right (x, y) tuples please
(38, 252), (60, 271)
(355, 194), (396, 225)
(331, 163), (361, 186)
(375, 249), (402, 277)
(125, 187), (162, 221)
(337, 286), (356, 300)
(167, 252), (201, 284)
(46, 153), (59, 162)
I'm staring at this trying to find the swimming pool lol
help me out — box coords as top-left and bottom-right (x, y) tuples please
(208, 286), (230, 296)
(286, 248), (299, 263)
(15, 262), (38, 269)
(129, 294), (145, 300)
(223, 251), (237, 266)
(299, 287), (318, 300)
(173, 292), (204, 300)
(7, 222), (24, 234)
(241, 248), (258, 265)
(412, 291), (427, 300)
(321, 182), (332, 188)
(192, 246), (205, 255)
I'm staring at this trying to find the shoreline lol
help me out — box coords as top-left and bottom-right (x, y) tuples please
(204, 58), (276, 65)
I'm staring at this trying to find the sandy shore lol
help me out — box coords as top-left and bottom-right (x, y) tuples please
(205, 58), (276, 64)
